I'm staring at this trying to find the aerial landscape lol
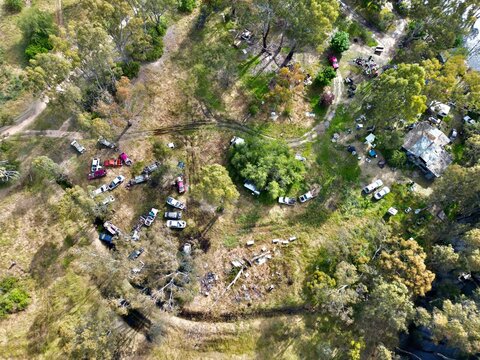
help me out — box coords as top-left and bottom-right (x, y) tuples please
(1, 0), (480, 358)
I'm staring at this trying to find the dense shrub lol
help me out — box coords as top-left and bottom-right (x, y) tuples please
(330, 31), (350, 53)
(120, 61), (140, 79)
(178, 0), (196, 12)
(5, 0), (23, 13)
(19, 9), (57, 60)
(314, 66), (337, 87)
(0, 277), (30, 318)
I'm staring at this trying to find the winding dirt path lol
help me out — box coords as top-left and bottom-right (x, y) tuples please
(0, 99), (48, 139)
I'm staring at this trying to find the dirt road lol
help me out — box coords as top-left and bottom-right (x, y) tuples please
(0, 99), (48, 139)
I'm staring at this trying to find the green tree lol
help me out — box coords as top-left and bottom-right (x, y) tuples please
(379, 237), (435, 296)
(367, 63), (427, 126)
(19, 9), (57, 59)
(389, 150), (407, 168)
(430, 244), (459, 272)
(433, 164), (480, 218)
(229, 138), (306, 199)
(26, 52), (72, 95)
(267, 63), (304, 112)
(192, 164), (239, 208)
(359, 280), (415, 348)
(330, 31), (350, 53)
(429, 299), (480, 355)
(465, 134), (480, 166)
(5, 0), (23, 12)
(31, 156), (61, 182)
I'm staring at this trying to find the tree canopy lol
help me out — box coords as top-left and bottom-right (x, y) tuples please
(229, 138), (305, 199)
(192, 164), (239, 208)
(366, 63), (427, 125)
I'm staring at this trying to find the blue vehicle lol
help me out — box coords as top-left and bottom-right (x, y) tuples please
(99, 233), (113, 243)
(368, 149), (378, 158)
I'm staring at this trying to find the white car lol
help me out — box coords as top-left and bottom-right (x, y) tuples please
(91, 184), (108, 197)
(278, 197), (296, 206)
(108, 175), (125, 190)
(464, 115), (475, 125)
(363, 179), (383, 194)
(166, 220), (187, 229)
(91, 158), (101, 173)
(166, 196), (185, 210)
(299, 191), (313, 203)
(144, 208), (159, 227)
(373, 186), (390, 200)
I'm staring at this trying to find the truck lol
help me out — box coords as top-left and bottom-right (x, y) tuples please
(71, 140), (86, 154)
(142, 161), (160, 175)
(98, 137), (117, 149)
(126, 174), (150, 188)
(144, 208), (159, 226)
(119, 152), (133, 166)
(103, 158), (123, 167)
(104, 221), (121, 235)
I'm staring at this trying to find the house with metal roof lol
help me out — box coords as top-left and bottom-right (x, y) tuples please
(402, 122), (452, 179)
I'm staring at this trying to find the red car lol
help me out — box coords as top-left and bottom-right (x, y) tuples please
(176, 176), (185, 194)
(329, 56), (339, 70)
(104, 159), (122, 167)
(88, 169), (107, 180)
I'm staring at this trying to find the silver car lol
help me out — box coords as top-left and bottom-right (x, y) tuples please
(166, 220), (187, 229)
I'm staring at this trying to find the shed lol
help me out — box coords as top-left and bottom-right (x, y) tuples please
(365, 133), (376, 144)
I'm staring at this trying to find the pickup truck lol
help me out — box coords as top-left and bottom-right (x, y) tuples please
(88, 169), (107, 180)
(91, 158), (101, 173)
(91, 184), (108, 197)
(104, 158), (123, 167)
(128, 248), (144, 260)
(176, 176), (185, 193)
(299, 191), (313, 203)
(98, 137), (116, 149)
(108, 175), (125, 190)
(71, 140), (86, 154)
(144, 208), (159, 226)
(119, 152), (133, 166)
(278, 197), (296, 206)
(142, 161), (160, 175)
(104, 221), (121, 235)
(126, 174), (150, 188)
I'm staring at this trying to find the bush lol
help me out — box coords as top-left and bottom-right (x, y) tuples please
(152, 140), (171, 160)
(120, 61), (140, 79)
(330, 31), (350, 53)
(320, 92), (335, 107)
(5, 0), (23, 12)
(314, 66), (337, 87)
(0, 277), (30, 318)
(179, 0), (196, 12)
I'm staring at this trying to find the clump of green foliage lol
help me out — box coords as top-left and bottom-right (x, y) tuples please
(5, 0), (23, 12)
(229, 138), (305, 199)
(330, 31), (350, 53)
(178, 0), (196, 12)
(120, 61), (140, 79)
(19, 9), (57, 60)
(0, 276), (30, 318)
(314, 66), (337, 87)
